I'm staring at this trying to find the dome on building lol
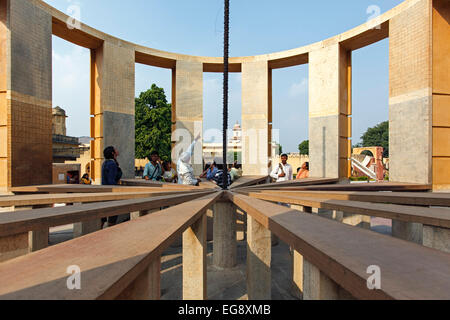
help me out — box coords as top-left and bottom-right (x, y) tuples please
(233, 121), (241, 131)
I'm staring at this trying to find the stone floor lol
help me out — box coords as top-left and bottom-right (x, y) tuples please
(47, 215), (392, 300)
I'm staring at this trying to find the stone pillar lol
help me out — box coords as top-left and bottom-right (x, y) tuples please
(247, 215), (271, 300)
(90, 41), (135, 184)
(28, 204), (52, 252)
(236, 209), (246, 241)
(292, 250), (303, 299)
(334, 211), (371, 229)
(0, 0), (53, 191)
(0, 232), (29, 263)
(183, 214), (207, 300)
(389, 0), (449, 188)
(423, 225), (450, 253)
(290, 205), (303, 299)
(291, 204), (304, 212)
(391, 220), (423, 244)
(312, 207), (370, 230)
(116, 256), (161, 300)
(213, 202), (237, 269)
(130, 208), (159, 220)
(431, 0), (450, 190)
(73, 220), (102, 238)
(241, 61), (270, 176)
(303, 259), (339, 300)
(28, 229), (49, 252)
(309, 44), (351, 179)
(71, 203), (101, 237)
(172, 60), (203, 175)
(206, 208), (214, 241)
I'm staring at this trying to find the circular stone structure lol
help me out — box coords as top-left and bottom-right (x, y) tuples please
(0, 0), (449, 190)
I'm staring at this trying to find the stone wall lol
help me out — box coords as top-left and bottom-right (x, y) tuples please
(0, 0), (52, 190)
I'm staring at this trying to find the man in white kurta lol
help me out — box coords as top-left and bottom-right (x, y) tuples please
(270, 154), (293, 183)
(177, 134), (201, 186)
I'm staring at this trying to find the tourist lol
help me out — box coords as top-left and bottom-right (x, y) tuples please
(213, 163), (232, 187)
(177, 134), (201, 186)
(162, 161), (177, 183)
(296, 162), (309, 179)
(199, 163), (211, 179)
(270, 154), (293, 182)
(229, 162), (242, 182)
(66, 172), (72, 184)
(80, 173), (92, 185)
(144, 151), (164, 181)
(200, 161), (218, 181)
(101, 146), (122, 227)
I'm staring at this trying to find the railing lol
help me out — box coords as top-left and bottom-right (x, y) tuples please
(0, 178), (449, 300)
(0, 191), (220, 299)
(226, 191), (450, 300)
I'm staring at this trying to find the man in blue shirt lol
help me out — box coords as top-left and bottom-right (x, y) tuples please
(144, 151), (164, 181)
(200, 161), (218, 181)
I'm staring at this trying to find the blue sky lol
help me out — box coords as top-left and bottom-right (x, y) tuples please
(47, 0), (403, 152)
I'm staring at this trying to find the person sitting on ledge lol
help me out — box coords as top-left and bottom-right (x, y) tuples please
(80, 173), (92, 185)
(162, 161), (177, 183)
(229, 161), (242, 182)
(213, 163), (232, 187)
(144, 151), (164, 181)
(200, 161), (218, 181)
(296, 161), (309, 179)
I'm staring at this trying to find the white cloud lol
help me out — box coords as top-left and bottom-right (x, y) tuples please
(289, 78), (308, 97)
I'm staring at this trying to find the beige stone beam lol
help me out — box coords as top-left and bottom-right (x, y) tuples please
(130, 208), (160, 220)
(213, 202), (237, 269)
(303, 259), (353, 300)
(247, 215), (271, 300)
(423, 225), (450, 253)
(116, 256), (161, 300)
(391, 220), (423, 244)
(28, 204), (52, 252)
(183, 213), (207, 300)
(292, 250), (303, 299)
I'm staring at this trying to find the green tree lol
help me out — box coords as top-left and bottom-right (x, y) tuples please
(359, 121), (389, 157)
(135, 84), (172, 161)
(298, 140), (309, 155)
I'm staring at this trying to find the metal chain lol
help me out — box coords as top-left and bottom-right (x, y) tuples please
(222, 0), (230, 190)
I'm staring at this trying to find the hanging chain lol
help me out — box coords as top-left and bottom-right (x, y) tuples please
(222, 0), (230, 190)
